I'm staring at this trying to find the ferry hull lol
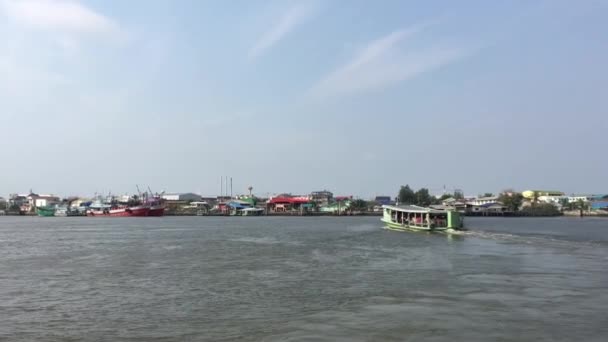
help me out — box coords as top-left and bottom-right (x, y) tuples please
(381, 218), (447, 232)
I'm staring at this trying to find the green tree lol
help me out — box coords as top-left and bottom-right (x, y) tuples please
(453, 190), (464, 200)
(414, 188), (433, 206)
(532, 191), (539, 206)
(499, 192), (524, 212)
(559, 197), (569, 212)
(576, 199), (588, 211)
(482, 193), (494, 198)
(349, 199), (368, 212)
(398, 185), (416, 204)
(521, 203), (561, 216)
(439, 193), (453, 201)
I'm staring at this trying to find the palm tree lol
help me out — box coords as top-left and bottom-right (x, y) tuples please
(559, 198), (569, 212)
(576, 199), (588, 217)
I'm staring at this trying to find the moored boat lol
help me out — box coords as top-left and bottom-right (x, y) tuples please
(147, 205), (165, 216)
(85, 198), (150, 217)
(381, 205), (463, 232)
(240, 207), (265, 216)
(55, 205), (86, 217)
(86, 205), (150, 217)
(145, 195), (166, 216)
(54, 206), (68, 217)
(36, 206), (56, 217)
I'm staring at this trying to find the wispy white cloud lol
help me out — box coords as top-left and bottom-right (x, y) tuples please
(0, 0), (118, 34)
(0, 0), (130, 124)
(248, 2), (315, 59)
(309, 25), (472, 98)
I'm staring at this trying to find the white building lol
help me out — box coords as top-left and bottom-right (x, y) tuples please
(538, 195), (566, 204)
(469, 196), (499, 206)
(26, 194), (60, 208)
(161, 193), (202, 202)
(567, 195), (590, 203)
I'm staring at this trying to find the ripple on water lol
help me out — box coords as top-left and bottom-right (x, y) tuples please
(0, 216), (607, 341)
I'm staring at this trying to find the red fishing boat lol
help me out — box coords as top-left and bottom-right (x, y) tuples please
(86, 205), (150, 217)
(86, 189), (165, 217)
(147, 204), (166, 216)
(143, 193), (166, 216)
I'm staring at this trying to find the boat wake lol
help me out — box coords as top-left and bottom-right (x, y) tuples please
(456, 229), (607, 249)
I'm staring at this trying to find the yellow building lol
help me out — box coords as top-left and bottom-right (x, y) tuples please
(522, 190), (564, 200)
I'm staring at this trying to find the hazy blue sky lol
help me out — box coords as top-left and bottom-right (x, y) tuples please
(1, 0), (607, 198)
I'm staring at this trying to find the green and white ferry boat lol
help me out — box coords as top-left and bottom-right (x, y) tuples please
(381, 205), (463, 232)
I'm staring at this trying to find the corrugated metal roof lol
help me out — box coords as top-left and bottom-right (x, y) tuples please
(382, 205), (446, 214)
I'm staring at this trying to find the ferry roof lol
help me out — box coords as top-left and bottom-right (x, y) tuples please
(382, 204), (447, 214)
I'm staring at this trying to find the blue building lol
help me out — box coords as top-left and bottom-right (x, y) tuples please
(590, 201), (608, 211)
(375, 196), (393, 206)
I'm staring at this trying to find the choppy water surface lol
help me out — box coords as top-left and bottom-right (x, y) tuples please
(0, 216), (607, 341)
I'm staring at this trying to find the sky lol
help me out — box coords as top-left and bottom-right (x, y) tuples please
(1, 0), (607, 198)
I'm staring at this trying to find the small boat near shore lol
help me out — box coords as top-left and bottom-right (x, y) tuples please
(55, 205), (86, 217)
(36, 206), (56, 217)
(240, 207), (265, 216)
(381, 205), (463, 232)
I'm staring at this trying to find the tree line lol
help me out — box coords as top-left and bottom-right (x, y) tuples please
(397, 185), (463, 206)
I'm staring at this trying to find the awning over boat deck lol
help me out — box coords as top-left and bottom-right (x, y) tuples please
(382, 204), (447, 214)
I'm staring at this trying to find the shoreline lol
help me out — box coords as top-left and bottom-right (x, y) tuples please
(1, 212), (607, 218)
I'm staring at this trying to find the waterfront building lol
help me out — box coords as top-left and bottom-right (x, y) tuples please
(465, 202), (510, 216)
(589, 194), (608, 212)
(468, 196), (499, 206)
(310, 190), (334, 206)
(8, 194), (28, 211)
(25, 193), (60, 211)
(266, 196), (312, 213)
(161, 193), (202, 202)
(567, 195), (591, 203)
(522, 190), (564, 200)
(538, 195), (566, 204)
(374, 196), (393, 206)
(590, 201), (608, 211)
(441, 198), (467, 213)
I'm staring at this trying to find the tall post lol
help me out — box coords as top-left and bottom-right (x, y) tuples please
(230, 177), (233, 199)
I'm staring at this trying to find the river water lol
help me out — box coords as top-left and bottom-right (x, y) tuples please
(0, 216), (606, 341)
